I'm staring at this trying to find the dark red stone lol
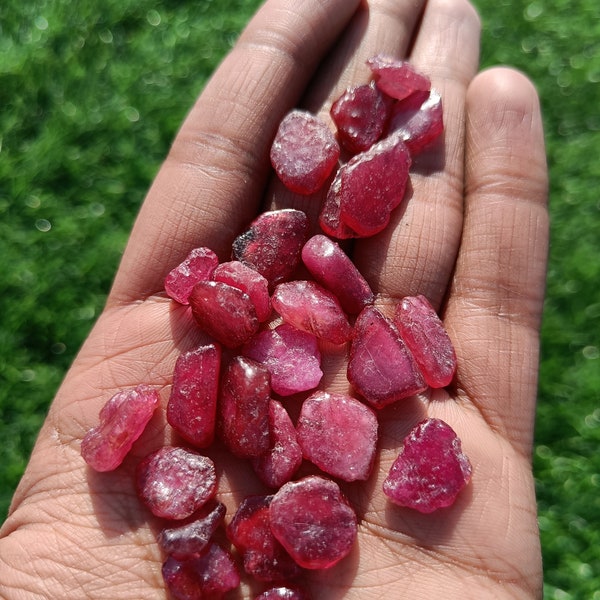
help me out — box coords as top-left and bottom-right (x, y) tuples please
(255, 586), (310, 599)
(367, 54), (431, 101)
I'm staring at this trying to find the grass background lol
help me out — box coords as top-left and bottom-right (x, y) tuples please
(0, 0), (598, 597)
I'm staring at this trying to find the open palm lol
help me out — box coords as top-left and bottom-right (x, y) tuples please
(0, 0), (548, 598)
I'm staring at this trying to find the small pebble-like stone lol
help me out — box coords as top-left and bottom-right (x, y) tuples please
(367, 54), (431, 101)
(255, 586), (310, 600)
(164, 247), (219, 305)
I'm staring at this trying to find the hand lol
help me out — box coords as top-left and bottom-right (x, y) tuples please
(0, 0), (548, 598)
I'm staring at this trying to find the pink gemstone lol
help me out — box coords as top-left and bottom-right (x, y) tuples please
(167, 344), (221, 448)
(164, 247), (219, 305)
(252, 400), (303, 488)
(81, 385), (159, 472)
(157, 501), (226, 559)
(367, 54), (431, 101)
(296, 391), (378, 481)
(136, 446), (217, 520)
(383, 418), (472, 513)
(301, 234), (374, 314)
(189, 280), (259, 348)
(255, 586), (310, 600)
(269, 475), (358, 570)
(318, 184), (358, 240)
(271, 280), (352, 345)
(348, 306), (426, 408)
(270, 109), (340, 195)
(162, 542), (240, 600)
(394, 294), (457, 388)
(242, 323), (322, 396)
(227, 495), (302, 582)
(232, 209), (310, 287)
(212, 260), (271, 322)
(219, 356), (271, 458)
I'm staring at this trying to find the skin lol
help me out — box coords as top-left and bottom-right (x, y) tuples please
(0, 0), (548, 598)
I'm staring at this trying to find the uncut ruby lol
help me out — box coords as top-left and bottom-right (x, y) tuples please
(164, 247), (219, 305)
(232, 209), (310, 288)
(367, 54), (431, 101)
(383, 418), (472, 513)
(272, 280), (352, 345)
(219, 356), (271, 458)
(318, 185), (358, 240)
(301, 234), (374, 314)
(189, 280), (259, 348)
(136, 446), (217, 520)
(394, 294), (457, 388)
(270, 109), (340, 195)
(348, 306), (426, 408)
(296, 391), (378, 481)
(255, 586), (310, 599)
(81, 385), (159, 472)
(167, 344), (221, 448)
(162, 542), (240, 600)
(252, 400), (303, 488)
(269, 475), (358, 570)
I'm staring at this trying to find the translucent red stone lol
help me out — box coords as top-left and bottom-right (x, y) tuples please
(269, 475), (358, 570)
(270, 109), (340, 195)
(255, 586), (310, 600)
(383, 418), (472, 513)
(81, 385), (159, 472)
(348, 306), (426, 408)
(164, 247), (219, 305)
(136, 446), (217, 520)
(296, 391), (378, 481)
(367, 54), (431, 101)
(167, 344), (221, 448)
(394, 294), (457, 388)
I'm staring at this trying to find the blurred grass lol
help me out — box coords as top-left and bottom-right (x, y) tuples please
(0, 0), (598, 598)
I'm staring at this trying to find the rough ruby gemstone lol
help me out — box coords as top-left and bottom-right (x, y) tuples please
(269, 475), (358, 570)
(271, 280), (352, 345)
(301, 234), (374, 314)
(367, 54), (431, 101)
(255, 586), (310, 600)
(232, 209), (309, 287)
(296, 391), (378, 481)
(164, 247), (219, 305)
(162, 542), (240, 600)
(348, 306), (426, 408)
(383, 418), (472, 513)
(136, 446), (217, 520)
(81, 385), (159, 472)
(270, 109), (340, 195)
(242, 323), (322, 396)
(394, 294), (457, 388)
(189, 280), (259, 348)
(167, 344), (221, 448)
(219, 356), (271, 458)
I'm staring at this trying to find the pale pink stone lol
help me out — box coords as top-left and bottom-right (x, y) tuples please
(272, 280), (352, 345)
(367, 54), (431, 101)
(296, 391), (378, 481)
(164, 247), (219, 305)
(81, 385), (159, 472)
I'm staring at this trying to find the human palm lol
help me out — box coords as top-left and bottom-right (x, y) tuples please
(0, 0), (548, 598)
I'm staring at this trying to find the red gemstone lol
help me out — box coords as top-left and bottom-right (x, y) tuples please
(164, 247), (219, 305)
(367, 54), (431, 101)
(255, 586), (310, 600)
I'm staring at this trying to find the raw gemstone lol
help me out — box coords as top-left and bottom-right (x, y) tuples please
(227, 495), (302, 582)
(157, 501), (226, 559)
(269, 475), (358, 570)
(162, 542), (240, 600)
(367, 54), (431, 101)
(136, 446), (217, 520)
(212, 260), (271, 322)
(81, 385), (160, 472)
(394, 294), (457, 388)
(219, 356), (271, 458)
(242, 323), (322, 396)
(318, 184), (358, 240)
(232, 209), (310, 287)
(189, 280), (259, 348)
(270, 109), (340, 195)
(255, 586), (310, 599)
(167, 344), (221, 448)
(164, 247), (219, 305)
(271, 280), (352, 345)
(348, 306), (426, 408)
(296, 391), (378, 481)
(382, 418), (472, 513)
(330, 81), (392, 154)
(301, 234), (374, 314)
(252, 400), (303, 488)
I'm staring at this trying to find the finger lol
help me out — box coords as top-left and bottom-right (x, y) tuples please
(109, 0), (362, 304)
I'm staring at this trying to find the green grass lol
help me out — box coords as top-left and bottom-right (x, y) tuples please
(1, 0), (599, 598)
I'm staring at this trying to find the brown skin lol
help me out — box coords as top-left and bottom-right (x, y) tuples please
(0, 0), (547, 598)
